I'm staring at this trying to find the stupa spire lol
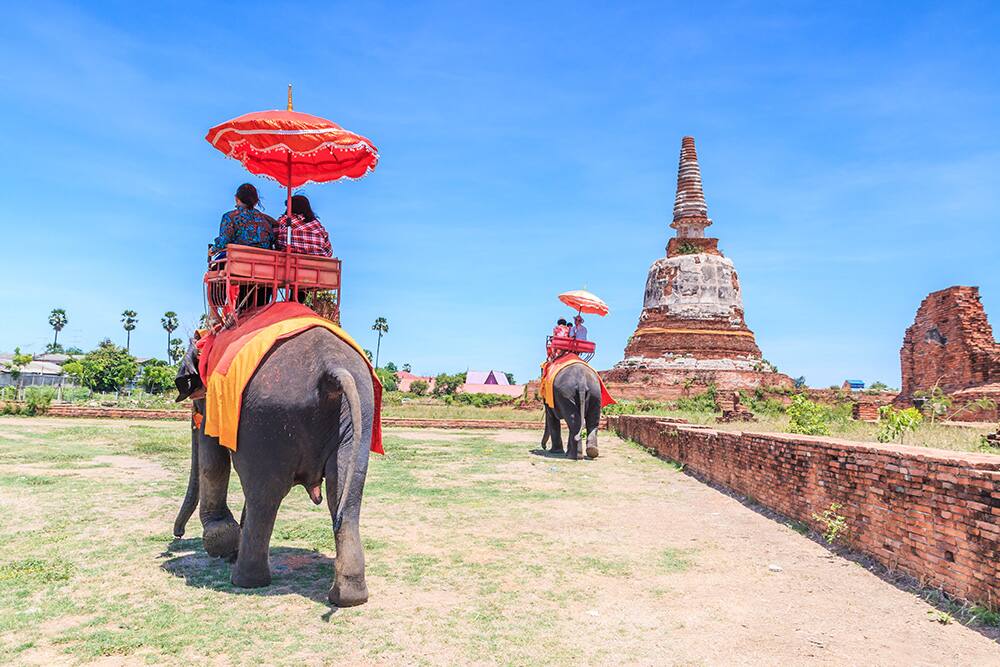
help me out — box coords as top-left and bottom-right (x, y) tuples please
(669, 136), (712, 238)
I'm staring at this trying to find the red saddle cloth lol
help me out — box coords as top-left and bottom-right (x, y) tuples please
(195, 302), (383, 454)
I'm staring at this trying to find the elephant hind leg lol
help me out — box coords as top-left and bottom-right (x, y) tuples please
(326, 473), (368, 607)
(585, 428), (599, 459)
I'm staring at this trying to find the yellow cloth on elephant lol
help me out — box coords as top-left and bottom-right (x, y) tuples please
(203, 313), (377, 452)
(539, 354), (616, 409)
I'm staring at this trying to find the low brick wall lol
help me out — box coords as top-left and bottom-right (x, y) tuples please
(46, 405), (189, 420)
(609, 414), (1000, 607)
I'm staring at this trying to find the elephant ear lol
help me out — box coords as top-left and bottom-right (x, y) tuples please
(174, 337), (205, 402)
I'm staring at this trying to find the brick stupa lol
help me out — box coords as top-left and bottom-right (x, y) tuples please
(602, 136), (792, 399)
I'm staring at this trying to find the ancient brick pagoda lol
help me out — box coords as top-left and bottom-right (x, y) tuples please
(897, 286), (1000, 421)
(602, 136), (791, 399)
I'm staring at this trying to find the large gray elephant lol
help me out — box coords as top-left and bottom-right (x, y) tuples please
(540, 363), (603, 459)
(172, 327), (375, 607)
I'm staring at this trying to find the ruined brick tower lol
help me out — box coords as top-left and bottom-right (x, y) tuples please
(602, 136), (792, 399)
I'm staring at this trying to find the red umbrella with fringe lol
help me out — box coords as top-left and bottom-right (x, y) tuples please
(558, 289), (609, 316)
(205, 85), (379, 218)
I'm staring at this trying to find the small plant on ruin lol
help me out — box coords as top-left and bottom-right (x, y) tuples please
(676, 241), (700, 255)
(812, 503), (847, 544)
(927, 610), (954, 625)
(970, 605), (1000, 627)
(787, 394), (830, 436)
(675, 384), (718, 413)
(921, 385), (952, 424)
(876, 405), (923, 444)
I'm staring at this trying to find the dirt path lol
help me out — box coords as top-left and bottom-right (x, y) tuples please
(1, 420), (998, 665)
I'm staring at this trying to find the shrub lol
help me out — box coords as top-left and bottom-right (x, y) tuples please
(78, 340), (138, 392)
(443, 392), (515, 408)
(876, 405), (922, 444)
(603, 399), (669, 415)
(141, 361), (176, 394)
(24, 387), (55, 415)
(432, 372), (466, 397)
(375, 367), (398, 392)
(739, 388), (785, 416)
(409, 380), (429, 396)
(787, 394), (830, 436)
(675, 385), (718, 413)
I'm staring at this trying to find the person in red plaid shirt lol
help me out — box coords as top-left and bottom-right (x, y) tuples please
(275, 195), (333, 257)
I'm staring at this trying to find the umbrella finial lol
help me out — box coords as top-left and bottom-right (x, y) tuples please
(287, 83), (293, 111)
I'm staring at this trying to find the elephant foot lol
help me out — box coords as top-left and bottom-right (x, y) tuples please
(203, 517), (240, 560)
(329, 575), (369, 607)
(231, 561), (271, 588)
(586, 446), (599, 459)
(550, 446), (565, 454)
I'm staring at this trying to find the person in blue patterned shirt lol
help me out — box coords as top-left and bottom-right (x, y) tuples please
(210, 183), (276, 254)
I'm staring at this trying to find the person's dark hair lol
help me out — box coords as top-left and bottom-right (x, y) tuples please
(290, 194), (316, 221)
(235, 183), (259, 209)
(557, 318), (568, 326)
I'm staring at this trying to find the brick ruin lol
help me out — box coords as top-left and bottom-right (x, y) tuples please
(602, 136), (792, 399)
(898, 286), (1000, 421)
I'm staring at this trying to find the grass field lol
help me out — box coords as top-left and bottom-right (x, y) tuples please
(2, 417), (1000, 665)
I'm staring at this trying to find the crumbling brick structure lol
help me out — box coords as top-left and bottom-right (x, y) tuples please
(602, 136), (792, 399)
(899, 286), (1000, 421)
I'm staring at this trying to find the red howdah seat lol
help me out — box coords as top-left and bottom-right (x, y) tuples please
(205, 245), (341, 325)
(546, 335), (596, 361)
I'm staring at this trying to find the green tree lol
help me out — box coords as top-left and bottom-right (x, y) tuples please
(433, 372), (466, 397)
(78, 340), (138, 393)
(363, 349), (373, 363)
(793, 376), (807, 389)
(374, 367), (398, 392)
(402, 363), (412, 372)
(64, 346), (84, 356)
(121, 310), (139, 353)
(409, 379), (429, 396)
(2, 348), (34, 384)
(371, 317), (389, 368)
(384, 361), (398, 373)
(504, 371), (516, 385)
(787, 394), (830, 436)
(876, 405), (923, 444)
(169, 337), (185, 364)
(161, 311), (179, 361)
(868, 381), (890, 392)
(48, 308), (68, 349)
(141, 360), (176, 394)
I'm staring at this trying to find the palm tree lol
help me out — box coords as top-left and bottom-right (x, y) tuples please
(121, 310), (138, 353)
(161, 311), (179, 361)
(371, 317), (389, 368)
(48, 308), (68, 349)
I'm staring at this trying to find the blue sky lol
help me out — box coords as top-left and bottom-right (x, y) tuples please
(1, 1), (998, 387)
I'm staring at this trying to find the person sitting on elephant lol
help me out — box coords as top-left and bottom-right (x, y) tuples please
(274, 194), (333, 257)
(552, 318), (570, 338)
(570, 315), (587, 340)
(210, 183), (276, 255)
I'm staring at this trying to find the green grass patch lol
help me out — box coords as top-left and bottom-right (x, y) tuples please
(0, 558), (73, 583)
(659, 548), (695, 573)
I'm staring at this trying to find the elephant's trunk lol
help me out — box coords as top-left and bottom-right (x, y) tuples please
(173, 417), (200, 538)
(332, 368), (363, 532)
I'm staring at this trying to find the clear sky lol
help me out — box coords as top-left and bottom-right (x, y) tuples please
(1, 1), (998, 387)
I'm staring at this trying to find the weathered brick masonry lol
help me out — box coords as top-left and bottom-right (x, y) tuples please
(610, 414), (1000, 607)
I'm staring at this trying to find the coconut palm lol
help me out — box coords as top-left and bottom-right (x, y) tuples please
(121, 310), (139, 353)
(161, 311), (179, 361)
(371, 317), (389, 369)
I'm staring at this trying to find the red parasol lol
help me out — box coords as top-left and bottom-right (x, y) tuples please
(558, 289), (609, 316)
(205, 85), (379, 218)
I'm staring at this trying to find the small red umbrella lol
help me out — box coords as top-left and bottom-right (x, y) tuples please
(205, 85), (379, 218)
(558, 289), (609, 316)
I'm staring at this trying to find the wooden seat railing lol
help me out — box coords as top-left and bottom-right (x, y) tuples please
(205, 244), (341, 326)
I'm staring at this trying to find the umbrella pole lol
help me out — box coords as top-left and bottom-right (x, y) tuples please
(284, 153), (293, 303)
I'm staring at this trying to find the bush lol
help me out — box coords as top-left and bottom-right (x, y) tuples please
(141, 361), (176, 394)
(409, 379), (429, 396)
(375, 367), (399, 392)
(443, 392), (515, 408)
(876, 405), (923, 444)
(23, 387), (55, 415)
(432, 372), (466, 397)
(675, 385), (719, 413)
(78, 340), (138, 392)
(739, 388), (786, 416)
(787, 394), (830, 436)
(603, 399), (669, 416)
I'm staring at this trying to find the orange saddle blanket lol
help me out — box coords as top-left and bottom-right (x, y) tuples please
(539, 354), (616, 410)
(196, 302), (383, 454)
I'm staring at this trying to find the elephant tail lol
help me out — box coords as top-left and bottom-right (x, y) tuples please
(331, 368), (364, 533)
(576, 386), (587, 447)
(173, 417), (200, 538)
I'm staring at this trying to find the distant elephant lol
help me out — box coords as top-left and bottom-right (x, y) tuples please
(540, 363), (603, 459)
(172, 327), (375, 607)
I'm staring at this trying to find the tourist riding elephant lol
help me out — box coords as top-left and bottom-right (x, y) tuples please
(541, 363), (603, 459)
(172, 327), (375, 607)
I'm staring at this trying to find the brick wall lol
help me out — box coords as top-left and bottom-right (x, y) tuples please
(609, 414), (1000, 607)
